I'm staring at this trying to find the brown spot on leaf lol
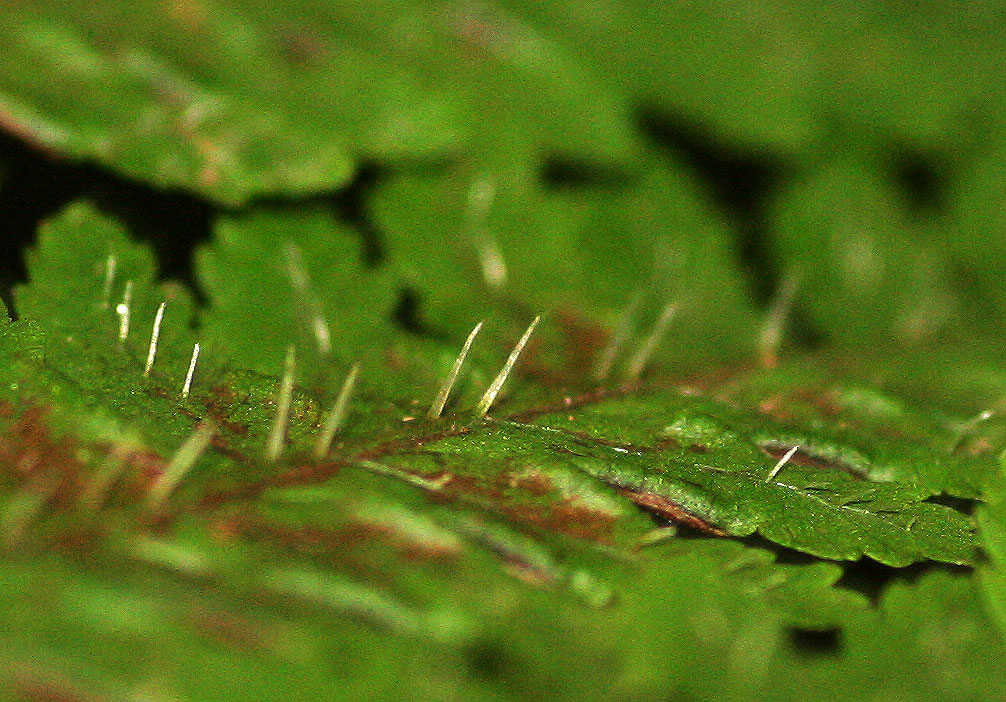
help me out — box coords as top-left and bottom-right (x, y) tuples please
(383, 346), (408, 371)
(207, 435), (249, 465)
(9, 667), (103, 702)
(618, 489), (727, 535)
(452, 13), (498, 57)
(437, 469), (618, 544)
(208, 513), (244, 543)
(756, 394), (794, 421)
(502, 559), (553, 586)
(123, 448), (167, 482)
(753, 388), (846, 424)
(760, 443), (867, 480)
(955, 437), (994, 457)
(507, 386), (613, 423)
(0, 406), (87, 508)
(799, 389), (843, 418)
(237, 510), (459, 573)
(505, 470), (554, 497)
(275, 26), (330, 65)
(547, 500), (617, 542)
(518, 335), (567, 389)
(164, 0), (208, 31)
(556, 307), (608, 376)
(0, 405), (172, 546)
(202, 388), (250, 436)
(187, 606), (266, 651)
(237, 519), (396, 583)
(210, 383), (238, 406)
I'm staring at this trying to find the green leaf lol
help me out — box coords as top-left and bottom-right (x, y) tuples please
(767, 155), (956, 345)
(9, 204), (983, 572)
(370, 394), (977, 567)
(0, 506), (870, 701)
(0, 300), (44, 380)
(0, 196), (995, 698)
(975, 453), (1006, 639)
(774, 572), (1006, 701)
(2, 2), (1005, 698)
(16, 201), (197, 371)
(812, 0), (1006, 147)
(945, 130), (1006, 331)
(499, 0), (824, 153)
(196, 206), (397, 376)
(369, 159), (761, 369)
(0, 0), (642, 205)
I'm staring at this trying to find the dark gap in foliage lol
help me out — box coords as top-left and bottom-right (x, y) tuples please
(393, 286), (435, 337)
(634, 106), (780, 299)
(0, 133), (87, 316)
(787, 627), (843, 657)
(923, 493), (978, 516)
(628, 495), (730, 537)
(673, 532), (978, 609)
(258, 161), (449, 340)
(635, 109), (781, 227)
(87, 177), (214, 305)
(643, 510), (722, 540)
(634, 106), (823, 350)
(327, 161), (386, 266)
(248, 174), (386, 276)
(835, 557), (972, 606)
(464, 639), (516, 681)
(540, 156), (633, 190)
(247, 164), (386, 270)
(0, 132), (215, 313)
(889, 145), (946, 213)
(641, 508), (675, 529)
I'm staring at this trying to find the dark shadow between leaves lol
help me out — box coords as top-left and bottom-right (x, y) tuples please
(540, 155), (635, 191)
(327, 160), (385, 266)
(0, 132), (437, 323)
(788, 627), (843, 657)
(646, 517), (847, 657)
(888, 144), (947, 215)
(634, 106), (782, 298)
(645, 508), (977, 613)
(633, 104), (823, 351)
(463, 639), (518, 682)
(243, 160), (388, 269)
(734, 533), (823, 567)
(923, 493), (979, 516)
(393, 285), (439, 337)
(0, 134), (81, 315)
(0, 131), (214, 313)
(834, 556), (974, 607)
